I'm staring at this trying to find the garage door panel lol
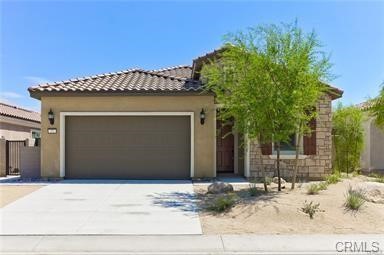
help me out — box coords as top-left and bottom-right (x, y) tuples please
(65, 116), (190, 179)
(70, 149), (189, 164)
(70, 132), (188, 148)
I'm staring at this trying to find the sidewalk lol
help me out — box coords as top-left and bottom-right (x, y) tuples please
(1, 234), (383, 255)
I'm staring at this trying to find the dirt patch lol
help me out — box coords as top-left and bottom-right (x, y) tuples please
(195, 176), (384, 234)
(0, 185), (43, 208)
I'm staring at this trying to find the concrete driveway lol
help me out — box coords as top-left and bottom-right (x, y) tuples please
(0, 180), (202, 235)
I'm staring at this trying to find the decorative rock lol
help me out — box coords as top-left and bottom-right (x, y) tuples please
(207, 181), (234, 194)
(365, 189), (384, 204)
(272, 177), (286, 185)
(360, 182), (384, 204)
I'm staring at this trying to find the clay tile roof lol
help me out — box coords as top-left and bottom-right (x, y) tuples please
(151, 65), (192, 79)
(28, 68), (203, 97)
(0, 102), (41, 123)
(356, 100), (375, 111)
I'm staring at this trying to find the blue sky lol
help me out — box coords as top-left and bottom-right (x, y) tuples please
(1, 1), (383, 112)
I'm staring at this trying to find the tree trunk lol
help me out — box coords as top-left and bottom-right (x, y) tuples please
(291, 132), (302, 190)
(276, 141), (281, 191)
(261, 166), (268, 192)
(291, 123), (302, 190)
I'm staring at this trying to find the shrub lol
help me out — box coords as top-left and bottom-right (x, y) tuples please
(317, 182), (328, 191)
(207, 194), (238, 212)
(248, 183), (263, 196)
(265, 176), (272, 185)
(326, 172), (341, 184)
(332, 104), (364, 174)
(306, 181), (328, 195)
(306, 183), (320, 195)
(375, 176), (384, 183)
(249, 177), (272, 185)
(369, 86), (384, 129)
(369, 173), (384, 183)
(301, 201), (321, 219)
(352, 170), (360, 177)
(344, 187), (366, 211)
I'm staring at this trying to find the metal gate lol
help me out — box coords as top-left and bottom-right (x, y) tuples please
(6, 140), (26, 175)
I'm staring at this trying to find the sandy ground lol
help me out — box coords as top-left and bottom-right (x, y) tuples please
(0, 185), (43, 208)
(195, 176), (384, 234)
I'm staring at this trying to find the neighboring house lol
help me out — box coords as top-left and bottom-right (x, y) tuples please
(358, 101), (384, 172)
(28, 49), (342, 180)
(0, 102), (41, 146)
(0, 102), (41, 176)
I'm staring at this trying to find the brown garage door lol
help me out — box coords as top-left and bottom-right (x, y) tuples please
(65, 116), (190, 179)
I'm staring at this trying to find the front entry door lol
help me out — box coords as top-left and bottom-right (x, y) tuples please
(216, 120), (234, 173)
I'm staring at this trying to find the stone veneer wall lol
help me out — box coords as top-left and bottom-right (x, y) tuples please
(249, 95), (333, 180)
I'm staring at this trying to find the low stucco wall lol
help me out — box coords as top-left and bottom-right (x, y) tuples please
(0, 139), (6, 176)
(40, 95), (215, 178)
(20, 146), (41, 179)
(370, 122), (384, 170)
(360, 116), (372, 171)
(361, 116), (384, 171)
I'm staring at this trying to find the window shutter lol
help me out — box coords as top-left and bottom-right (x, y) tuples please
(303, 117), (317, 155)
(261, 142), (272, 155)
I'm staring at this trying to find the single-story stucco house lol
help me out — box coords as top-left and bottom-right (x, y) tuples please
(0, 102), (41, 145)
(0, 102), (41, 176)
(358, 101), (384, 172)
(28, 49), (343, 180)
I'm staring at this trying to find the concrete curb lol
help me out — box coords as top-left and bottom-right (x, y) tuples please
(0, 234), (383, 255)
(0, 176), (20, 183)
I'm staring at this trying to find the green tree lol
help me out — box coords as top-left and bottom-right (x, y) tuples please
(370, 84), (384, 129)
(332, 104), (364, 174)
(201, 21), (332, 191)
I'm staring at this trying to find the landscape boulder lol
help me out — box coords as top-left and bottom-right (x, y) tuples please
(360, 182), (384, 204)
(272, 177), (286, 189)
(207, 181), (234, 194)
(272, 177), (286, 185)
(365, 189), (384, 204)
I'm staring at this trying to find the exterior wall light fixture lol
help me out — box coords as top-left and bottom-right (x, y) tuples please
(48, 109), (55, 125)
(200, 108), (206, 125)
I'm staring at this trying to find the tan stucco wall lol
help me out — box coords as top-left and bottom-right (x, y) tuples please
(20, 146), (41, 179)
(0, 119), (39, 146)
(361, 115), (384, 171)
(40, 95), (215, 178)
(0, 139), (6, 176)
(370, 121), (384, 170)
(360, 115), (372, 170)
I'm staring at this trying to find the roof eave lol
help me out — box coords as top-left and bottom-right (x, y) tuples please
(323, 83), (343, 100)
(28, 89), (213, 99)
(29, 89), (42, 100)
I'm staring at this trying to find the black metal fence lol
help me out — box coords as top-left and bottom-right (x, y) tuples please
(6, 140), (26, 175)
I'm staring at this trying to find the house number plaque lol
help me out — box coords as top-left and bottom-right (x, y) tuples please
(47, 128), (57, 134)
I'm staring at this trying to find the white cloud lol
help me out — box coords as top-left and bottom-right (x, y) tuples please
(0, 96), (40, 112)
(0, 91), (24, 99)
(24, 76), (52, 85)
(0, 90), (40, 112)
(0, 91), (24, 105)
(0, 97), (15, 105)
